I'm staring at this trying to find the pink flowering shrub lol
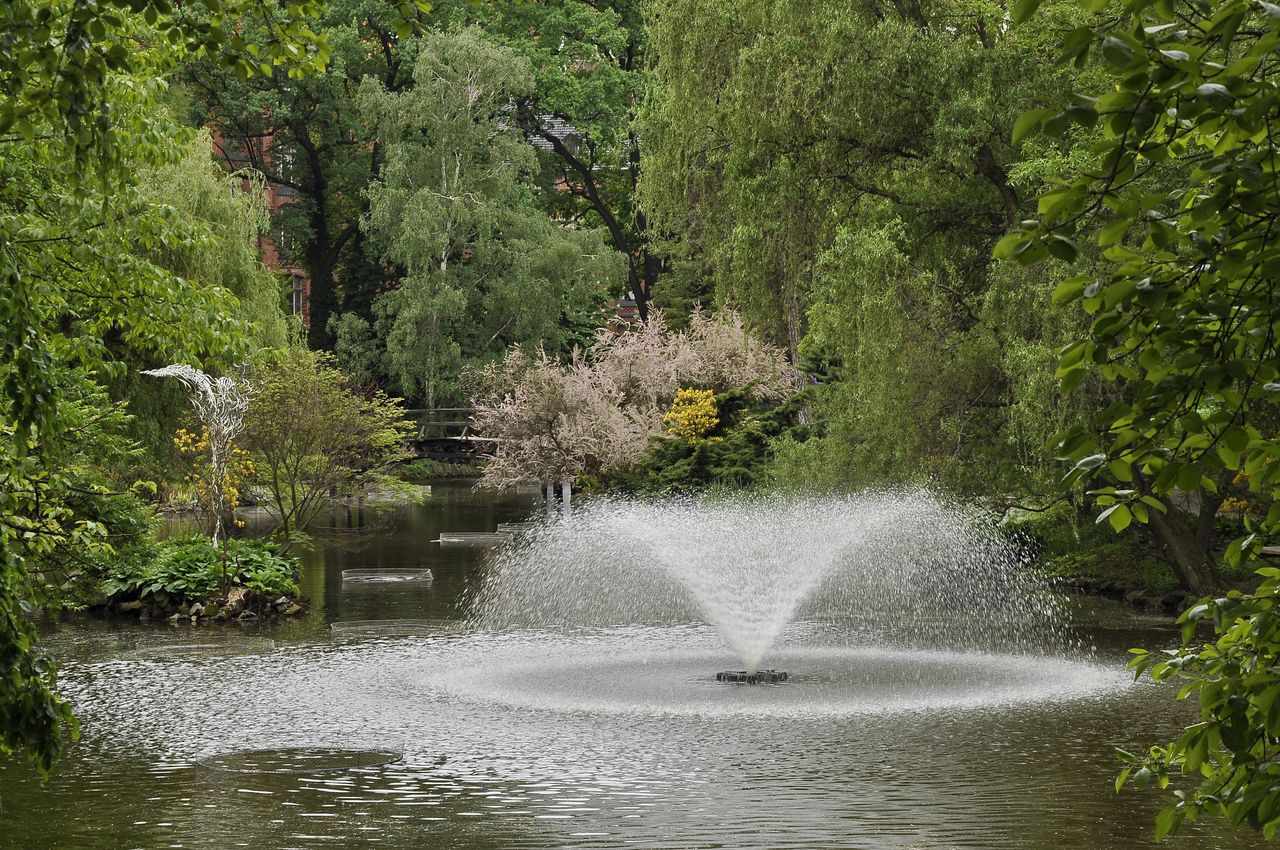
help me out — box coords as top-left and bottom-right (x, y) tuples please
(468, 310), (794, 489)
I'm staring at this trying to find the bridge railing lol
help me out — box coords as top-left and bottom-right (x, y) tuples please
(403, 408), (477, 441)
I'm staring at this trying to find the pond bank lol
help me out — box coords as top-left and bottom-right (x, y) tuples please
(1048, 574), (1192, 616)
(91, 584), (307, 624)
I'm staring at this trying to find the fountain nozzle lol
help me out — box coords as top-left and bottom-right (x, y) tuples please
(715, 670), (788, 685)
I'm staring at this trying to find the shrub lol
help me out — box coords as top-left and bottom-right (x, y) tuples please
(172, 426), (255, 533)
(605, 389), (810, 494)
(102, 536), (299, 607)
(664, 389), (719, 443)
(470, 309), (797, 490)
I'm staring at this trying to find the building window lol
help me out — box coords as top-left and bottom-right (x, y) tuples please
(274, 225), (292, 265)
(290, 274), (306, 316)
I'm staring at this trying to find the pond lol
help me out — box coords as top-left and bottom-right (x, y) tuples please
(0, 481), (1265, 849)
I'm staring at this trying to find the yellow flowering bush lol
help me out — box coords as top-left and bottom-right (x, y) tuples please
(173, 427), (255, 524)
(1219, 467), (1270, 516)
(663, 388), (719, 444)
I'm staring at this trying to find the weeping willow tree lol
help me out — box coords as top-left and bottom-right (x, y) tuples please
(639, 0), (1111, 499)
(113, 131), (290, 457)
(141, 131), (289, 352)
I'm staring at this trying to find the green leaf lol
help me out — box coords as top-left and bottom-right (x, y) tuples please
(1098, 219), (1130, 247)
(1109, 458), (1134, 482)
(1196, 83), (1233, 109)
(1012, 0), (1045, 25)
(1101, 37), (1136, 69)
(1098, 503), (1133, 532)
(1012, 108), (1055, 143)
(1052, 278), (1087, 304)
(1074, 453), (1107, 473)
(1047, 234), (1080, 262)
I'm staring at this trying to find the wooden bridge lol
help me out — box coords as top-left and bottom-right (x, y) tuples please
(404, 408), (496, 461)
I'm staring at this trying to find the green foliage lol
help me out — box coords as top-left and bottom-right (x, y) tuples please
(347, 28), (624, 406)
(105, 130), (290, 476)
(1005, 0), (1280, 583)
(481, 0), (658, 315)
(243, 345), (413, 540)
(1126, 570), (1280, 839)
(1007, 0), (1280, 835)
(640, 0), (1099, 499)
(604, 389), (809, 495)
(182, 0), (437, 346)
(398, 458), (481, 480)
(0, 372), (144, 772)
(1006, 501), (1178, 591)
(102, 536), (299, 606)
(141, 131), (290, 352)
(0, 0), (396, 774)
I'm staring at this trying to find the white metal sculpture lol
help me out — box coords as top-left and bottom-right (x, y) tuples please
(142, 365), (255, 547)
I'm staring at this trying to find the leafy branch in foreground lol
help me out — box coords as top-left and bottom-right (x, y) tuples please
(1007, 0), (1280, 836)
(1123, 571), (1280, 839)
(1003, 0), (1280, 578)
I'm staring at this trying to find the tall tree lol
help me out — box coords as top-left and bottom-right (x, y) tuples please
(0, 10), (274, 775)
(482, 0), (658, 319)
(345, 28), (624, 407)
(182, 0), (437, 348)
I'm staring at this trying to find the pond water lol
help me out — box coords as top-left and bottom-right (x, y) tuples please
(0, 481), (1265, 849)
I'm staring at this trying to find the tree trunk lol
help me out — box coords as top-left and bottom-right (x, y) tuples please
(1146, 495), (1227, 596)
(561, 478), (572, 513)
(634, 207), (657, 322)
(306, 237), (339, 349)
(294, 127), (339, 349)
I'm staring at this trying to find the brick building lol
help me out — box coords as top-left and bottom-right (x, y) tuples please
(210, 130), (311, 325)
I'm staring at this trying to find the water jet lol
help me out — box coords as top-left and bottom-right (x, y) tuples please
(472, 491), (1062, 683)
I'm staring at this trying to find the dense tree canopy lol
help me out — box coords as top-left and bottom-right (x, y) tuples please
(183, 0), (435, 347)
(485, 0), (658, 318)
(640, 0), (1098, 498)
(335, 29), (624, 407)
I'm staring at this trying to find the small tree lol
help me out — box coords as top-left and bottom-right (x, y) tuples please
(141, 365), (254, 548)
(243, 348), (411, 541)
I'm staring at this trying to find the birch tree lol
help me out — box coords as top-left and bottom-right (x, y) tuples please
(345, 28), (624, 406)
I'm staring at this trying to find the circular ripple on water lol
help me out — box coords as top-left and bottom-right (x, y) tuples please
(417, 628), (1128, 720)
(196, 746), (404, 774)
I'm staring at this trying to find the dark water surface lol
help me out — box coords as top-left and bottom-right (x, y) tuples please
(0, 481), (1265, 849)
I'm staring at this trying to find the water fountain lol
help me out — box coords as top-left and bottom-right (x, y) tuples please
(13, 484), (1166, 850)
(468, 490), (1072, 703)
